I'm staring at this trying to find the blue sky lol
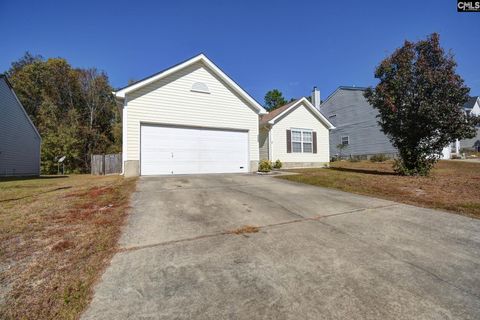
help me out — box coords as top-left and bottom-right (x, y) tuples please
(1, 0), (479, 102)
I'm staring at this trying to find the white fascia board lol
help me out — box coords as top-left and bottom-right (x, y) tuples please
(113, 54), (267, 115)
(114, 55), (203, 99)
(269, 97), (336, 130)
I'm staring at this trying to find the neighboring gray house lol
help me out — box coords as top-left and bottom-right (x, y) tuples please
(319, 86), (396, 159)
(0, 75), (41, 176)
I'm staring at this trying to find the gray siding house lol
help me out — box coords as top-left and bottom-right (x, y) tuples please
(0, 75), (41, 176)
(320, 86), (396, 159)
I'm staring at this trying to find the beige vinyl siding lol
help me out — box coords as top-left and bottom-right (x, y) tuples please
(0, 78), (41, 176)
(259, 128), (269, 160)
(270, 102), (329, 162)
(125, 62), (259, 163)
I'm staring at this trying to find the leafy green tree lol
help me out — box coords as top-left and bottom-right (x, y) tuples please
(37, 100), (82, 173)
(364, 33), (479, 175)
(7, 51), (43, 75)
(6, 58), (47, 123)
(6, 52), (122, 173)
(78, 68), (119, 165)
(264, 89), (288, 111)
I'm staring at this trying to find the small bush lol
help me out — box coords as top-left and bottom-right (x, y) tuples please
(370, 154), (388, 162)
(393, 158), (432, 176)
(273, 159), (282, 169)
(258, 160), (272, 172)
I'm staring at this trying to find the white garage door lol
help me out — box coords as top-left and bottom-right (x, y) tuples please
(141, 125), (249, 175)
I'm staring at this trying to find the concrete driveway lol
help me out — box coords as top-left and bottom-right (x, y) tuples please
(83, 174), (480, 319)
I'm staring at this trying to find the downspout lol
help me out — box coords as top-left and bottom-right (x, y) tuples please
(119, 95), (128, 175)
(268, 126), (272, 161)
(266, 122), (274, 161)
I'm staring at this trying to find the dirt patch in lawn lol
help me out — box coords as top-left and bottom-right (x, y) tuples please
(278, 160), (480, 218)
(0, 175), (137, 320)
(227, 225), (260, 235)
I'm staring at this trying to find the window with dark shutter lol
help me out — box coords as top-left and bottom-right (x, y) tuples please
(286, 130), (291, 153)
(313, 132), (317, 153)
(290, 129), (313, 153)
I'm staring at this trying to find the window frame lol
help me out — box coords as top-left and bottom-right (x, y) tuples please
(341, 136), (349, 146)
(291, 128), (313, 153)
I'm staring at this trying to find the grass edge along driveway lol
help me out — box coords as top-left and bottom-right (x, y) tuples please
(0, 175), (137, 320)
(277, 160), (480, 219)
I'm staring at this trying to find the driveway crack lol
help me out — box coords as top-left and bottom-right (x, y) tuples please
(227, 186), (307, 220)
(118, 204), (400, 254)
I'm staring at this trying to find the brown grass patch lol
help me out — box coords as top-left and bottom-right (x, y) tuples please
(278, 160), (480, 218)
(227, 225), (260, 235)
(0, 175), (137, 320)
(51, 240), (75, 252)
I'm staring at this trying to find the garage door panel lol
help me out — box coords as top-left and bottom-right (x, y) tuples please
(140, 125), (248, 175)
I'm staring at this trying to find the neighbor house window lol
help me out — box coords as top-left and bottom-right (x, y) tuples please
(341, 136), (349, 145)
(292, 129), (313, 153)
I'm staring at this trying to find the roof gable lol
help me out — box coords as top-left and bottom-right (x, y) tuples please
(260, 97), (335, 129)
(464, 96), (479, 110)
(0, 75), (41, 140)
(259, 100), (298, 124)
(114, 54), (267, 114)
(322, 86), (368, 106)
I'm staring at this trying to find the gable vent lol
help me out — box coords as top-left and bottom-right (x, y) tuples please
(191, 82), (210, 94)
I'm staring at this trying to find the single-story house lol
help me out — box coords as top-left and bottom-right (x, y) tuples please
(114, 54), (268, 176)
(0, 75), (41, 176)
(259, 93), (334, 168)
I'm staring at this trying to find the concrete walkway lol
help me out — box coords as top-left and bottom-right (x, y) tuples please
(82, 174), (480, 319)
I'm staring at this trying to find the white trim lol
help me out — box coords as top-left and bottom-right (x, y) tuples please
(267, 97), (335, 129)
(113, 54), (267, 115)
(471, 97), (480, 116)
(268, 129), (272, 160)
(121, 97), (128, 175)
(291, 128), (313, 153)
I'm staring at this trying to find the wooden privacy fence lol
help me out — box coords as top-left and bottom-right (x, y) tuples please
(91, 153), (122, 175)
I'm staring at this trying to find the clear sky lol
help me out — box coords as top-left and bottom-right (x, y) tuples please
(1, 0), (479, 102)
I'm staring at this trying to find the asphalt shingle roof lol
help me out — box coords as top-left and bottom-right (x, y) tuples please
(259, 100), (299, 125)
